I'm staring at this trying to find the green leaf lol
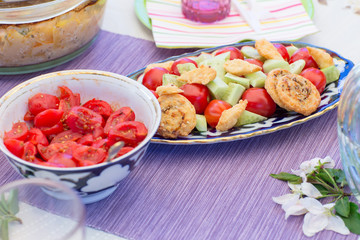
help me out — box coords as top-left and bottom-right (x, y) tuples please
(335, 197), (350, 217)
(313, 184), (329, 196)
(340, 202), (360, 234)
(6, 189), (19, 215)
(0, 220), (9, 240)
(316, 171), (334, 185)
(270, 172), (302, 184)
(326, 168), (347, 186)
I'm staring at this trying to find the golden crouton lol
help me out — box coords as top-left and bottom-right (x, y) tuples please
(306, 46), (334, 69)
(216, 100), (248, 132)
(177, 65), (217, 85)
(224, 59), (262, 76)
(255, 39), (284, 60)
(156, 84), (183, 96)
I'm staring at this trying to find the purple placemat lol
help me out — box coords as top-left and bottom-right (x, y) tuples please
(0, 31), (357, 240)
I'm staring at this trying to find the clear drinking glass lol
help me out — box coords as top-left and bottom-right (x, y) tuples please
(181, 0), (231, 23)
(0, 178), (86, 240)
(338, 64), (360, 203)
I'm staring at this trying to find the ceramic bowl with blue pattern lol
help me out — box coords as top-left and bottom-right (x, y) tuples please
(0, 70), (161, 204)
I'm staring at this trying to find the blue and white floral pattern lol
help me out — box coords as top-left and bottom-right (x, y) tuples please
(127, 41), (355, 144)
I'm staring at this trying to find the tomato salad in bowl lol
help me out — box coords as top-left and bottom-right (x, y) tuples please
(128, 39), (354, 144)
(0, 70), (161, 203)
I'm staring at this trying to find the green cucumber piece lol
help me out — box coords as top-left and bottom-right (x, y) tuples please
(162, 74), (185, 87)
(321, 65), (340, 84)
(245, 71), (267, 88)
(195, 114), (208, 132)
(206, 77), (228, 99)
(222, 82), (246, 106)
(263, 59), (290, 73)
(200, 58), (226, 81)
(224, 73), (250, 88)
(214, 51), (231, 61)
(194, 52), (212, 65)
(289, 59), (306, 74)
(286, 45), (298, 57)
(241, 46), (266, 61)
(177, 63), (197, 75)
(235, 110), (267, 127)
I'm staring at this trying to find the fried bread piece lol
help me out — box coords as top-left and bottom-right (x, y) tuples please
(306, 46), (334, 69)
(224, 59), (262, 76)
(216, 100), (248, 132)
(157, 93), (196, 139)
(156, 84), (184, 96)
(144, 61), (174, 73)
(255, 39), (284, 60)
(177, 65), (216, 85)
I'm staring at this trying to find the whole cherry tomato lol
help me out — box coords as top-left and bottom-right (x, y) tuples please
(28, 93), (59, 116)
(245, 59), (264, 71)
(214, 46), (244, 60)
(170, 58), (198, 76)
(142, 67), (169, 91)
(289, 48), (318, 69)
(241, 88), (276, 117)
(204, 100), (232, 128)
(300, 67), (327, 93)
(180, 83), (210, 114)
(273, 43), (290, 62)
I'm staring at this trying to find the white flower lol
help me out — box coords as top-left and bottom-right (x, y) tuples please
(292, 156), (335, 180)
(273, 182), (322, 219)
(300, 197), (350, 237)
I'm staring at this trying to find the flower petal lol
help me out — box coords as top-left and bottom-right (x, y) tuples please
(325, 215), (350, 235)
(288, 182), (302, 192)
(284, 202), (308, 219)
(272, 193), (298, 205)
(303, 212), (328, 237)
(322, 156), (335, 168)
(301, 182), (322, 198)
(300, 197), (324, 214)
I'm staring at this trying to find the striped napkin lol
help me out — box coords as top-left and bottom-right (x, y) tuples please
(146, 0), (319, 48)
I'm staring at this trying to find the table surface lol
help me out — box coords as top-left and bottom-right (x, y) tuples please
(1, 1), (359, 240)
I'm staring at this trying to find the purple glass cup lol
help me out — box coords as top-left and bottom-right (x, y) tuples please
(182, 0), (231, 23)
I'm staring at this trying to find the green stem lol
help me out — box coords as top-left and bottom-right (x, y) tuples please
(314, 176), (338, 193)
(323, 168), (342, 193)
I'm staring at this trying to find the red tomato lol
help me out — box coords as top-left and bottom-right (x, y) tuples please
(58, 86), (80, 107)
(300, 67), (326, 93)
(23, 111), (35, 121)
(37, 141), (77, 161)
(4, 122), (29, 141)
(73, 145), (107, 165)
(150, 90), (159, 99)
(77, 134), (95, 146)
(22, 142), (37, 162)
(34, 109), (64, 136)
(92, 138), (110, 150)
(66, 106), (104, 134)
(108, 121), (148, 147)
(241, 88), (276, 117)
(273, 43), (290, 62)
(51, 130), (83, 144)
(28, 128), (49, 146)
(214, 46), (244, 60)
(245, 59), (264, 71)
(104, 107), (135, 134)
(170, 58), (198, 76)
(83, 99), (113, 119)
(4, 139), (24, 158)
(180, 83), (210, 114)
(45, 153), (77, 168)
(289, 48), (318, 69)
(28, 93), (59, 116)
(116, 147), (134, 157)
(142, 67), (169, 90)
(204, 100), (232, 128)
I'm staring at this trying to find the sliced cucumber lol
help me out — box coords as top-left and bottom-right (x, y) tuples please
(263, 59), (290, 73)
(162, 74), (185, 87)
(200, 58), (226, 81)
(245, 71), (267, 88)
(241, 46), (266, 61)
(195, 114), (208, 132)
(289, 59), (306, 74)
(321, 65), (340, 84)
(234, 110), (267, 127)
(286, 45), (298, 57)
(207, 77), (228, 99)
(194, 52), (212, 65)
(222, 82), (246, 106)
(224, 73), (250, 88)
(214, 51), (231, 61)
(177, 63), (197, 75)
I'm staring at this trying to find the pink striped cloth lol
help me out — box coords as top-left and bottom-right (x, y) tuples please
(146, 0), (319, 48)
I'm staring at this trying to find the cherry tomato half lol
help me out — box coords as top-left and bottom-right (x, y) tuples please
(22, 141), (37, 162)
(37, 141), (77, 161)
(300, 67), (326, 93)
(28, 93), (59, 116)
(45, 153), (77, 168)
(204, 100), (232, 128)
(142, 67), (169, 91)
(289, 48), (318, 69)
(51, 130), (83, 144)
(58, 86), (81, 107)
(83, 99), (113, 119)
(214, 46), (244, 60)
(73, 145), (107, 165)
(273, 43), (290, 62)
(108, 121), (148, 147)
(242, 88), (276, 117)
(34, 109), (64, 136)
(4, 139), (24, 158)
(104, 107), (135, 134)
(170, 58), (198, 76)
(180, 83), (210, 114)
(66, 106), (104, 134)
(28, 128), (49, 146)
(4, 122), (29, 141)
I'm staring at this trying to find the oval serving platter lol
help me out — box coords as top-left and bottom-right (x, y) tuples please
(127, 41), (354, 144)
